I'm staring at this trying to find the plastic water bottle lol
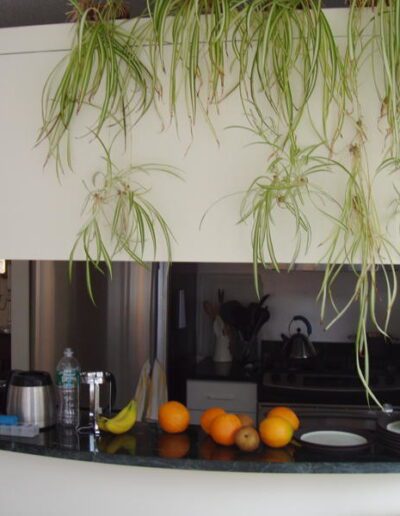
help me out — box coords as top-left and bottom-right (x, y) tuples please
(56, 348), (80, 427)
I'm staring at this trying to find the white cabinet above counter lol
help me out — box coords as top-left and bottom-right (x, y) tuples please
(1, 12), (399, 264)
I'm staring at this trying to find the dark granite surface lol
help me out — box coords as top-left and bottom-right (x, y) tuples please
(2, 421), (400, 473)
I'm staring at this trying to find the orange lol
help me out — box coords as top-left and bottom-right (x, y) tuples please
(236, 413), (255, 428)
(209, 413), (242, 446)
(200, 407), (226, 434)
(267, 406), (300, 431)
(158, 433), (190, 459)
(259, 416), (294, 448)
(158, 401), (190, 434)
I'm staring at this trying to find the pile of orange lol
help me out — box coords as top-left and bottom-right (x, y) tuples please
(199, 405), (300, 450)
(158, 402), (300, 454)
(199, 407), (254, 447)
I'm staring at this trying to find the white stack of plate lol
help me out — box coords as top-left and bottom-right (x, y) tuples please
(377, 417), (400, 453)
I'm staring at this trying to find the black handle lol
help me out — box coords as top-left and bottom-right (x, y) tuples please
(106, 372), (117, 410)
(291, 315), (312, 336)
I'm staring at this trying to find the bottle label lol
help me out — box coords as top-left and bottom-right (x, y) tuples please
(56, 368), (80, 388)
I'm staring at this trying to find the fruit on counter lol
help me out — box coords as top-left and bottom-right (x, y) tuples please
(97, 399), (137, 435)
(158, 401), (190, 434)
(266, 406), (300, 431)
(236, 413), (255, 428)
(234, 426), (260, 452)
(200, 407), (226, 434)
(209, 413), (242, 446)
(97, 416), (108, 432)
(259, 416), (294, 448)
(158, 433), (191, 459)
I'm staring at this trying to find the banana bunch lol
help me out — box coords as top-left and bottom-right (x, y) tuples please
(97, 399), (137, 435)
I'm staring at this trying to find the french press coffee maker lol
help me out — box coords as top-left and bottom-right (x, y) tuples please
(80, 371), (116, 435)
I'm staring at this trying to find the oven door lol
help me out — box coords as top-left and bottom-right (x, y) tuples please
(258, 402), (381, 431)
(259, 370), (400, 406)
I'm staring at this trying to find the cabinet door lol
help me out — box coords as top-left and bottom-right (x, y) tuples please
(187, 380), (257, 417)
(0, 17), (397, 263)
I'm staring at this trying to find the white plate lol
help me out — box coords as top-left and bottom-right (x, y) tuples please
(386, 421), (400, 434)
(300, 430), (368, 447)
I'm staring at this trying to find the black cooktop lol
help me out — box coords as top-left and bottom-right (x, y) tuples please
(259, 340), (400, 406)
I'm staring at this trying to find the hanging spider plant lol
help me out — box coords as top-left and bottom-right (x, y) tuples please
(372, 0), (400, 159)
(234, 0), (345, 151)
(319, 138), (398, 407)
(240, 138), (339, 296)
(69, 138), (179, 302)
(38, 0), (155, 174)
(146, 0), (244, 125)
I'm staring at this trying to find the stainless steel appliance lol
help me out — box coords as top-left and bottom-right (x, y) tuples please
(29, 261), (166, 410)
(80, 370), (116, 434)
(6, 371), (55, 428)
(258, 338), (400, 426)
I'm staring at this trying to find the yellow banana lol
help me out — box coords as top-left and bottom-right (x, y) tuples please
(100, 399), (137, 435)
(97, 416), (108, 432)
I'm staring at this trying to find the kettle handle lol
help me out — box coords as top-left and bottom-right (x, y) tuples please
(290, 316), (312, 336)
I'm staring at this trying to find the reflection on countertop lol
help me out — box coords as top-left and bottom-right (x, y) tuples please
(1, 421), (400, 473)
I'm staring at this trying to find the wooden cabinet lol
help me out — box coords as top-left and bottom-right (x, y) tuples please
(186, 379), (257, 424)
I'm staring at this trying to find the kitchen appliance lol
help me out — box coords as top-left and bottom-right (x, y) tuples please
(281, 315), (317, 360)
(6, 371), (55, 429)
(80, 370), (116, 434)
(258, 333), (400, 439)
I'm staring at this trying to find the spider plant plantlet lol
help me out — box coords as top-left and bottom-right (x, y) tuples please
(38, 0), (156, 175)
(240, 140), (340, 297)
(372, 0), (400, 159)
(69, 140), (180, 303)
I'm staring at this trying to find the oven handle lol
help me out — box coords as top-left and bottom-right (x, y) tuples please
(207, 395), (235, 401)
(262, 382), (398, 393)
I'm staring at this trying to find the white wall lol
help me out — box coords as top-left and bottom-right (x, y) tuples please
(0, 11), (399, 264)
(1, 451), (400, 516)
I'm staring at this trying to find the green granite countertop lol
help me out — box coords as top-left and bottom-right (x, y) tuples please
(1, 422), (400, 473)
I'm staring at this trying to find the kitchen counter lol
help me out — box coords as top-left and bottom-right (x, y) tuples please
(1, 421), (400, 474)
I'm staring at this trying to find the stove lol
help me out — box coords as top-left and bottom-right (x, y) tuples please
(258, 340), (400, 406)
(257, 402), (380, 432)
